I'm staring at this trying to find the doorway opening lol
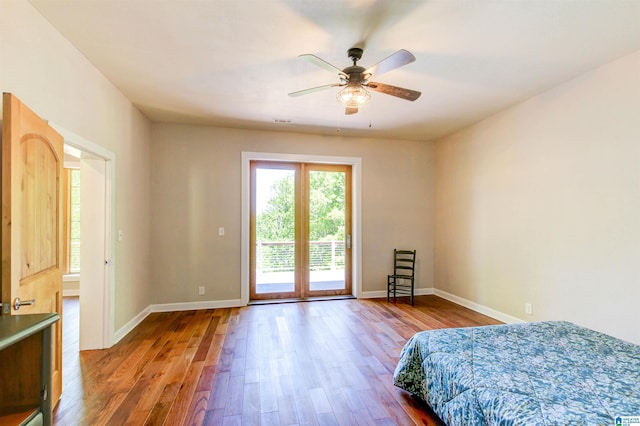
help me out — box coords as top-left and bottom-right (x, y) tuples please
(54, 122), (115, 353)
(54, 125), (115, 417)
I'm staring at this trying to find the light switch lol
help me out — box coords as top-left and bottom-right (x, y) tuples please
(118, 229), (123, 241)
(218, 227), (225, 236)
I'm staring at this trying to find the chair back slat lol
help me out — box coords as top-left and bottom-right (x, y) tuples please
(393, 249), (416, 276)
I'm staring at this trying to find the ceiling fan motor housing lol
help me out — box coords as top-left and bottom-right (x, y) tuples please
(347, 47), (364, 63)
(343, 65), (367, 85)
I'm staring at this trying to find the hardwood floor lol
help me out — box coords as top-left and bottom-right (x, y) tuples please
(54, 296), (501, 425)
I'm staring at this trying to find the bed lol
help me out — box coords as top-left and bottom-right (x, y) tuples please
(393, 321), (640, 425)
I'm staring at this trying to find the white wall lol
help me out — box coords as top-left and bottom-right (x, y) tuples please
(0, 0), (153, 331)
(150, 125), (435, 304)
(435, 51), (640, 344)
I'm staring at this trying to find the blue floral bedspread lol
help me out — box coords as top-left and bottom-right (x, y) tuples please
(393, 321), (640, 425)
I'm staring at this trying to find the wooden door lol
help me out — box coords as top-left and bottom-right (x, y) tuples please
(250, 161), (352, 300)
(1, 93), (64, 406)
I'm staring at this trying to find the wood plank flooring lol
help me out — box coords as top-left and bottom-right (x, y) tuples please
(54, 296), (501, 425)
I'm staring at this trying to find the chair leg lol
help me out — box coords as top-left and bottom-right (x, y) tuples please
(387, 277), (390, 302)
(390, 279), (394, 302)
(388, 277), (396, 303)
(410, 278), (414, 305)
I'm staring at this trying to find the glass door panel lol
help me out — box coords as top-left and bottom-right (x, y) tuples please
(308, 169), (347, 292)
(251, 162), (300, 300)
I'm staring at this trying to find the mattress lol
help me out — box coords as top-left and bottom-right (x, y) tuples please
(393, 321), (640, 425)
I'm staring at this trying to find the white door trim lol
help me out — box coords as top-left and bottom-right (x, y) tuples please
(241, 152), (362, 305)
(50, 123), (116, 349)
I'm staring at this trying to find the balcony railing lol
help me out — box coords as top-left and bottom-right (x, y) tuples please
(256, 241), (345, 273)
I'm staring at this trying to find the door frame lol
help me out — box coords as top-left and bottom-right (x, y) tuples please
(50, 123), (115, 349)
(241, 152), (362, 305)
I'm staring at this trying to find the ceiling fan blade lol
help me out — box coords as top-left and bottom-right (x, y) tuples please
(345, 106), (359, 115)
(288, 83), (343, 97)
(366, 82), (421, 101)
(364, 49), (416, 78)
(299, 54), (348, 79)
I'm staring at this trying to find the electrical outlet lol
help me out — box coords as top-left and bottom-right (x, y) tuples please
(218, 227), (225, 236)
(198, 286), (205, 296)
(525, 303), (533, 315)
(397, 278), (404, 285)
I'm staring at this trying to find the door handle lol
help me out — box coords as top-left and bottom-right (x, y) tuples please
(13, 298), (35, 311)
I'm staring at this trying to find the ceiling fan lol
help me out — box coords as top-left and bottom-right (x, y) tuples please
(289, 47), (421, 115)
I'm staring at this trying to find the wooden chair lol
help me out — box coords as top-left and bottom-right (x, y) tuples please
(387, 249), (416, 305)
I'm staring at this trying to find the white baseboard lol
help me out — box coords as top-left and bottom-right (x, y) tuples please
(434, 289), (524, 324)
(63, 289), (80, 297)
(360, 287), (434, 299)
(359, 287), (522, 324)
(113, 298), (245, 345)
(150, 299), (245, 313)
(360, 290), (386, 299)
(113, 305), (151, 344)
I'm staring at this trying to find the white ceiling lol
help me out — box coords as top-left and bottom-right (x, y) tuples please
(28, 0), (640, 141)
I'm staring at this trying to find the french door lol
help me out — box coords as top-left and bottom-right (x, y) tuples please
(250, 161), (352, 300)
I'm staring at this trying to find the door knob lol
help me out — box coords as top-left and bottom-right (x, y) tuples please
(13, 298), (35, 311)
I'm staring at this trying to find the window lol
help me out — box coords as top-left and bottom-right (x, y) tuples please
(69, 169), (81, 273)
(63, 168), (81, 274)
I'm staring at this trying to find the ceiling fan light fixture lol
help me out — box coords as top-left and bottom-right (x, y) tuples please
(337, 85), (371, 107)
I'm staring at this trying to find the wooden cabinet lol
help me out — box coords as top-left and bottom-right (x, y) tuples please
(0, 313), (60, 426)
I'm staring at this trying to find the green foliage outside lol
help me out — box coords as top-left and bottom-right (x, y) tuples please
(256, 171), (345, 242)
(256, 170), (346, 273)
(308, 171), (345, 241)
(256, 173), (296, 241)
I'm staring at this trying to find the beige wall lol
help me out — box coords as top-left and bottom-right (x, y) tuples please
(435, 51), (640, 344)
(0, 0), (153, 331)
(150, 125), (435, 303)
